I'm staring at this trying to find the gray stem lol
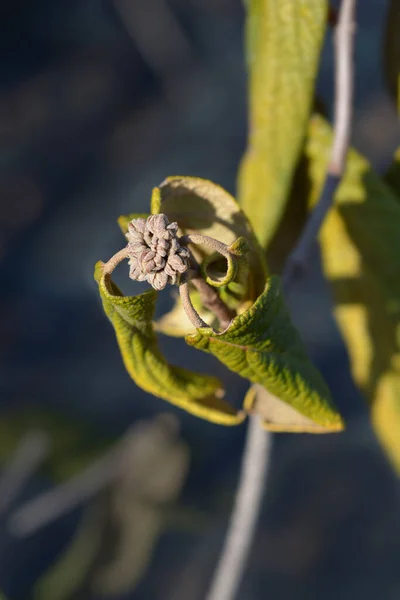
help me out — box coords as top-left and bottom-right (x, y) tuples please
(205, 417), (271, 600)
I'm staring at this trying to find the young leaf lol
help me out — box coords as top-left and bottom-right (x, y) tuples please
(94, 262), (244, 425)
(237, 0), (328, 249)
(186, 276), (344, 432)
(306, 115), (400, 469)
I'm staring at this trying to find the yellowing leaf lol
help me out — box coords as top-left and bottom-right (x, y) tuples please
(94, 262), (244, 425)
(306, 115), (400, 469)
(186, 276), (344, 432)
(237, 0), (328, 249)
(244, 384), (337, 433)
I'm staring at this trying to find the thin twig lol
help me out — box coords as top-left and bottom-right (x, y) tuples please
(178, 275), (209, 329)
(206, 2), (357, 599)
(178, 245), (235, 331)
(0, 431), (50, 514)
(205, 417), (271, 600)
(179, 234), (232, 261)
(283, 0), (356, 288)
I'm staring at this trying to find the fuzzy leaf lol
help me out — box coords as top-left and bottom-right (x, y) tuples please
(94, 262), (244, 425)
(306, 115), (400, 469)
(153, 176), (267, 304)
(237, 0), (328, 249)
(186, 276), (344, 432)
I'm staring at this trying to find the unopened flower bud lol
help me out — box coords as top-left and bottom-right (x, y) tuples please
(126, 214), (190, 290)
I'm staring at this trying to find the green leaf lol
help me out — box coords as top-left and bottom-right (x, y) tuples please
(94, 262), (245, 425)
(186, 276), (344, 432)
(237, 0), (328, 249)
(306, 115), (400, 469)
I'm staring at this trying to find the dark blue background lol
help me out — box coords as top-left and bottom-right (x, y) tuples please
(0, 1), (400, 599)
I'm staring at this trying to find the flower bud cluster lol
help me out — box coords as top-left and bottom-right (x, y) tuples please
(126, 214), (190, 290)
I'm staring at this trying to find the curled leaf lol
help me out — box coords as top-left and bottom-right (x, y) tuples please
(186, 276), (344, 432)
(94, 262), (244, 425)
(238, 0), (328, 248)
(153, 176), (267, 305)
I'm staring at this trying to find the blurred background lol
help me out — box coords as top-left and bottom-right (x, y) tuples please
(1, 1), (400, 599)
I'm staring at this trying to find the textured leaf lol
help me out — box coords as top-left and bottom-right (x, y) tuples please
(118, 179), (267, 337)
(306, 115), (400, 469)
(153, 176), (267, 305)
(186, 276), (344, 432)
(237, 0), (328, 249)
(94, 262), (244, 425)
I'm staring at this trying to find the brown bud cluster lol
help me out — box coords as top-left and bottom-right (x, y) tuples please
(126, 214), (190, 290)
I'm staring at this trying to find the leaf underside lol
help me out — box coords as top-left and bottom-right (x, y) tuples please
(238, 0), (328, 249)
(186, 276), (344, 432)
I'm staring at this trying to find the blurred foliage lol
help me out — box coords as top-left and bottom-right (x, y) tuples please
(0, 410), (111, 482)
(237, 0), (328, 249)
(304, 115), (400, 471)
(34, 414), (189, 599)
